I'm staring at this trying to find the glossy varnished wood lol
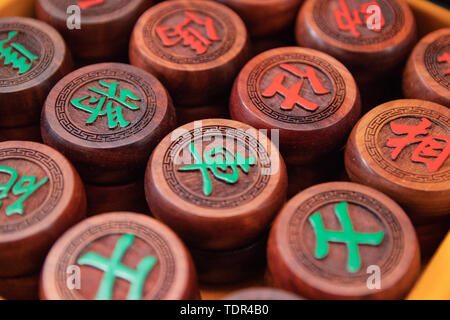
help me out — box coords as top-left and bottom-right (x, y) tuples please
(145, 118), (287, 250)
(130, 0), (250, 106)
(41, 62), (176, 185)
(345, 99), (450, 222)
(403, 28), (450, 107)
(267, 182), (420, 299)
(230, 47), (361, 165)
(0, 17), (72, 127)
(212, 0), (304, 37)
(296, 0), (417, 83)
(36, 0), (151, 62)
(0, 141), (86, 277)
(40, 212), (199, 300)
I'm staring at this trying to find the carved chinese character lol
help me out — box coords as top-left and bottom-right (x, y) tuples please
(334, 0), (385, 38)
(156, 11), (220, 55)
(70, 80), (141, 129)
(178, 142), (255, 196)
(262, 63), (330, 111)
(0, 31), (38, 74)
(437, 52), (450, 75)
(0, 166), (48, 216)
(387, 117), (450, 173)
(78, 0), (105, 10)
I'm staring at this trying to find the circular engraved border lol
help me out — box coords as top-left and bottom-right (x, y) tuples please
(364, 106), (450, 183)
(54, 68), (157, 142)
(55, 220), (176, 300)
(143, 4), (237, 64)
(247, 53), (346, 124)
(424, 34), (450, 90)
(0, 22), (54, 87)
(48, 0), (130, 17)
(288, 190), (404, 283)
(0, 147), (64, 233)
(313, 0), (405, 46)
(163, 125), (272, 209)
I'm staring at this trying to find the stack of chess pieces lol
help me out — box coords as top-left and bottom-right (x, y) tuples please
(0, 0), (448, 300)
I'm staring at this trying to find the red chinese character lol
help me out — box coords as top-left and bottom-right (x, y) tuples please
(386, 118), (450, 173)
(78, 0), (104, 10)
(334, 0), (385, 38)
(156, 11), (220, 55)
(437, 52), (450, 76)
(261, 63), (330, 112)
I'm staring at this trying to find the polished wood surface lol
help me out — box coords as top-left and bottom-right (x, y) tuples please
(0, 17), (73, 128)
(40, 212), (199, 300)
(267, 182), (421, 299)
(0, 141), (86, 277)
(41, 62), (176, 185)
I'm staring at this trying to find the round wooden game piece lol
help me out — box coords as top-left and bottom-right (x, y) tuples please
(222, 287), (303, 300)
(230, 47), (361, 165)
(0, 17), (72, 128)
(41, 62), (176, 185)
(345, 99), (450, 222)
(0, 141), (86, 277)
(267, 181), (421, 299)
(85, 180), (149, 216)
(415, 216), (449, 260)
(40, 212), (199, 300)
(0, 273), (39, 300)
(213, 0), (304, 37)
(0, 124), (42, 143)
(130, 0), (250, 106)
(145, 118), (287, 250)
(403, 28), (450, 107)
(190, 232), (267, 284)
(175, 99), (230, 126)
(295, 0), (417, 83)
(36, 0), (150, 62)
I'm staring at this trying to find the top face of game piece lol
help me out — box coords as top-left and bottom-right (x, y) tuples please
(345, 99), (450, 219)
(131, 0), (247, 69)
(145, 118), (287, 250)
(295, 0), (416, 77)
(230, 46), (360, 164)
(267, 182), (420, 299)
(403, 28), (450, 107)
(41, 62), (175, 184)
(40, 212), (198, 300)
(0, 17), (68, 93)
(0, 141), (86, 277)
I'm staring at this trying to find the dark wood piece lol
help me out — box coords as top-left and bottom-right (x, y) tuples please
(295, 0), (417, 84)
(403, 28), (450, 107)
(222, 287), (303, 300)
(145, 118), (287, 250)
(190, 232), (267, 284)
(40, 212), (199, 300)
(0, 141), (86, 277)
(267, 181), (421, 299)
(176, 99), (230, 126)
(41, 62), (176, 185)
(130, 0), (250, 106)
(230, 47), (361, 165)
(85, 179), (150, 216)
(0, 273), (39, 300)
(36, 0), (151, 62)
(213, 0), (304, 37)
(0, 125), (42, 143)
(345, 99), (450, 223)
(0, 17), (72, 128)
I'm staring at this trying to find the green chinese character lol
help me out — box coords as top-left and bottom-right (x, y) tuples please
(309, 201), (384, 273)
(70, 80), (141, 129)
(0, 166), (48, 216)
(77, 233), (157, 300)
(178, 142), (256, 196)
(0, 31), (38, 74)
